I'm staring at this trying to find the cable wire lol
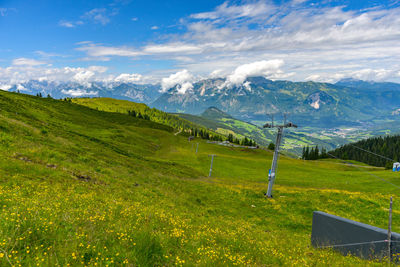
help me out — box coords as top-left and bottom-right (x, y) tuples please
(347, 144), (395, 162)
(319, 240), (387, 249)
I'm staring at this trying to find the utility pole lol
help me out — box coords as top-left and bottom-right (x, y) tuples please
(209, 154), (216, 177)
(264, 114), (297, 198)
(387, 196), (393, 262)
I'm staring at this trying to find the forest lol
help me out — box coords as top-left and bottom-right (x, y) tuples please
(302, 135), (400, 168)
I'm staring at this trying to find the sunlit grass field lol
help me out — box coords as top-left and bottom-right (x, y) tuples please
(1, 92), (399, 266)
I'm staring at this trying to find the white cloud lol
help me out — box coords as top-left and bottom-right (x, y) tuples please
(151, 26), (159, 30)
(176, 82), (193, 94)
(17, 84), (29, 91)
(224, 60), (285, 87)
(72, 70), (95, 84)
(12, 58), (46, 66)
(59, 7), (117, 28)
(0, 84), (12, 91)
(190, 1), (273, 20)
(59, 21), (75, 28)
(349, 68), (400, 81)
(82, 8), (111, 25)
(61, 89), (98, 97)
(72, 2), (400, 82)
(0, 64), (151, 87)
(76, 43), (142, 57)
(161, 70), (194, 93)
(131, 17), (138, 21)
(115, 73), (142, 83)
(143, 43), (202, 54)
(209, 69), (227, 78)
(5, 1), (400, 84)
(0, 65), (109, 85)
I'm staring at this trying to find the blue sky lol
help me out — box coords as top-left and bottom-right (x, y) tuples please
(1, 0), (400, 89)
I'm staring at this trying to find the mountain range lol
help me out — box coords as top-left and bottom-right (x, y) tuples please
(153, 77), (400, 128)
(6, 77), (400, 127)
(3, 80), (161, 103)
(3, 77), (400, 153)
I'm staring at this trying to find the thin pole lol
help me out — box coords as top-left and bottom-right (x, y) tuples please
(266, 127), (284, 198)
(196, 143), (199, 154)
(388, 196), (393, 262)
(209, 154), (215, 177)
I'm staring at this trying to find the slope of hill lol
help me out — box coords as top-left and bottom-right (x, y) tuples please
(72, 97), (228, 142)
(1, 91), (400, 265)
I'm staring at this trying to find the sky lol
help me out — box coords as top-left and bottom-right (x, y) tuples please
(1, 0), (400, 90)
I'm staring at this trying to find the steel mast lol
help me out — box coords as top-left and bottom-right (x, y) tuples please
(264, 115), (297, 198)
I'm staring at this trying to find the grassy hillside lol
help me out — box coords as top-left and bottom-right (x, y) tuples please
(174, 110), (271, 144)
(1, 91), (400, 266)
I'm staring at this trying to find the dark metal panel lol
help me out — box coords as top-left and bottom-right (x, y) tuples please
(311, 211), (400, 260)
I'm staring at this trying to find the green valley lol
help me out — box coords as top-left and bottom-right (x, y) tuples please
(0, 91), (399, 266)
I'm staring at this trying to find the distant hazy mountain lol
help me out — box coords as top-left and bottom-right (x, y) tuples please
(336, 78), (400, 91)
(152, 77), (400, 127)
(5, 80), (161, 103)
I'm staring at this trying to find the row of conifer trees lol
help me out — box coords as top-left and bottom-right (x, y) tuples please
(301, 135), (400, 169)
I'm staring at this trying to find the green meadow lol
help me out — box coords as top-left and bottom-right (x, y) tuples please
(1, 92), (399, 266)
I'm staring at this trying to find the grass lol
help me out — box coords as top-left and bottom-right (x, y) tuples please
(0, 92), (399, 266)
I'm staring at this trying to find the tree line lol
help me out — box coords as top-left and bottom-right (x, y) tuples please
(227, 133), (257, 147)
(301, 146), (329, 160)
(328, 135), (400, 168)
(301, 135), (400, 168)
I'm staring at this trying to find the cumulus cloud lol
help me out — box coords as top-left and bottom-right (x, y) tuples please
(71, 1), (400, 82)
(12, 58), (46, 66)
(161, 70), (194, 94)
(5, 1), (400, 84)
(224, 60), (285, 87)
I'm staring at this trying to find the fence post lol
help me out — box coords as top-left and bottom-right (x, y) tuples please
(388, 196), (393, 262)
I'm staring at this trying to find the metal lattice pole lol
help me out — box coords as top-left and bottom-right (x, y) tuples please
(263, 115), (297, 198)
